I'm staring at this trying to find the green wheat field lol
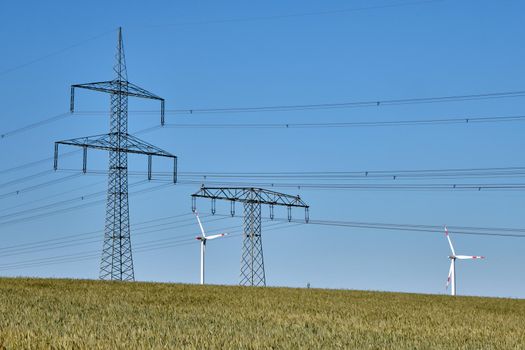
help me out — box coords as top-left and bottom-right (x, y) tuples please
(0, 278), (523, 349)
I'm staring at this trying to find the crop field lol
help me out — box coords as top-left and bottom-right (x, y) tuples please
(0, 278), (523, 349)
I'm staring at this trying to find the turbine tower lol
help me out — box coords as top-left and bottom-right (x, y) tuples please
(54, 27), (177, 281)
(194, 211), (228, 285)
(191, 186), (309, 287)
(444, 226), (485, 296)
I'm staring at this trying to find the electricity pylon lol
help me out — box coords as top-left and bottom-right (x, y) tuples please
(54, 27), (177, 281)
(191, 186), (309, 286)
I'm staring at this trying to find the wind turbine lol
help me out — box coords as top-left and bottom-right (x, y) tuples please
(195, 211), (228, 285)
(444, 226), (485, 296)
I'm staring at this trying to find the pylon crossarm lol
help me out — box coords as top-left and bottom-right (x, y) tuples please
(71, 81), (163, 100)
(191, 186), (309, 208)
(70, 80), (165, 125)
(55, 133), (175, 158)
(54, 133), (177, 182)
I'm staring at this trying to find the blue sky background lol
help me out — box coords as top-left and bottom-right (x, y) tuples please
(0, 0), (524, 298)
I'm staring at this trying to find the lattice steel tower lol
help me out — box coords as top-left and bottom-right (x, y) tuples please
(54, 27), (177, 281)
(192, 187), (309, 286)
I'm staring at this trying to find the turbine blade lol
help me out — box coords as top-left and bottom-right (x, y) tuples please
(195, 211), (206, 237)
(445, 226), (456, 256)
(455, 255), (485, 260)
(206, 233), (228, 240)
(445, 260), (453, 289)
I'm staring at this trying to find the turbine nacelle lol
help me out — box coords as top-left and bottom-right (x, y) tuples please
(196, 233), (227, 242)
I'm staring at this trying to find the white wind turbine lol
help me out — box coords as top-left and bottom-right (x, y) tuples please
(444, 226), (485, 296)
(195, 211), (228, 285)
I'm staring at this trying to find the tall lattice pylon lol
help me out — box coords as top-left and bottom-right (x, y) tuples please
(54, 27), (177, 281)
(191, 186), (309, 286)
(241, 200), (265, 286)
(103, 27), (132, 280)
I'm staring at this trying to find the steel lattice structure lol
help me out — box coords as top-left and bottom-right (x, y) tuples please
(54, 28), (177, 281)
(192, 186), (309, 286)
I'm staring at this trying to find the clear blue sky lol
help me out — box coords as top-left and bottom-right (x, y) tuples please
(0, 0), (524, 298)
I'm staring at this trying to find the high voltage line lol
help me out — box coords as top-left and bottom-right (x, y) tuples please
(0, 112), (71, 139)
(1, 216), (523, 271)
(3, 211), (523, 259)
(3, 164), (525, 205)
(62, 167), (525, 180)
(0, 180), (148, 222)
(0, 179), (106, 215)
(147, 91), (525, 114)
(0, 164), (522, 229)
(3, 90), (525, 140)
(214, 214), (525, 238)
(0, 150), (77, 176)
(1, 211), (524, 273)
(0, 29), (115, 78)
(0, 221), (293, 272)
(2, 165), (525, 218)
(48, 171), (525, 191)
(159, 179), (525, 191)
(300, 220), (525, 238)
(0, 213), (194, 252)
(0, 217), (279, 259)
(0, 173), (83, 200)
(4, 161), (525, 183)
(0, 215), (236, 258)
(160, 115), (525, 129)
(0, 170), (56, 190)
(141, 0), (441, 29)
(0, 181), (174, 228)
(0, 0), (437, 80)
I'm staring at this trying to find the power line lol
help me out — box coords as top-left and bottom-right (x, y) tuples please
(57, 166), (525, 180)
(0, 112), (71, 139)
(0, 219), (291, 271)
(0, 173), (83, 200)
(288, 218), (525, 238)
(3, 209), (524, 273)
(209, 214), (525, 238)
(160, 115), (525, 129)
(0, 224), (293, 272)
(13, 91), (525, 138)
(170, 179), (525, 191)
(0, 150), (77, 176)
(0, 170), (55, 190)
(54, 169), (525, 191)
(94, 90), (525, 116)
(140, 0), (442, 29)
(0, 179), (135, 222)
(0, 215), (230, 258)
(0, 213), (195, 253)
(0, 29), (115, 78)
(0, 215), (277, 260)
(1, 213), (524, 273)
(0, 181), (173, 228)
(0, 179), (106, 214)
(6, 90), (525, 140)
